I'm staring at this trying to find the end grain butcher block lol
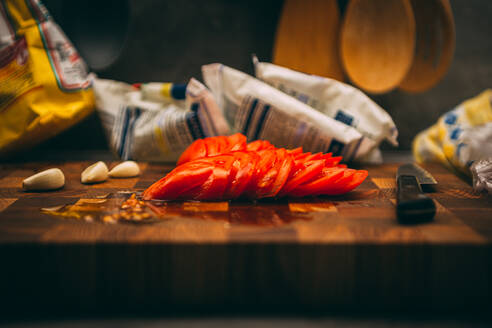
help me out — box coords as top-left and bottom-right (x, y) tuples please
(0, 161), (490, 314)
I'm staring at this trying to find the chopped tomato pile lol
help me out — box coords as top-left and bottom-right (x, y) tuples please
(143, 133), (368, 200)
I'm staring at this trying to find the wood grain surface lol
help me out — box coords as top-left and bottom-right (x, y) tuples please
(0, 161), (490, 315)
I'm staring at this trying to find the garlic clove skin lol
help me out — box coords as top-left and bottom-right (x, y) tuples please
(81, 161), (108, 184)
(109, 161), (141, 178)
(23, 168), (65, 191)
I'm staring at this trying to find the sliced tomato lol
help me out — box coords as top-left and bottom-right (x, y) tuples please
(262, 149), (294, 198)
(278, 159), (325, 196)
(246, 140), (262, 152)
(246, 140), (275, 152)
(324, 156), (343, 167)
(224, 151), (258, 199)
(324, 170), (368, 195)
(227, 133), (247, 151)
(243, 149), (276, 198)
(288, 167), (345, 198)
(316, 168), (356, 195)
(194, 154), (235, 200)
(142, 162), (213, 200)
(304, 152), (323, 161)
(294, 152), (311, 161)
(177, 139), (207, 165)
(254, 149), (285, 198)
(287, 147), (303, 156)
(215, 136), (229, 154)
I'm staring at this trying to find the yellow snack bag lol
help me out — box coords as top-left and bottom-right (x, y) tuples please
(0, 0), (94, 157)
(413, 90), (492, 175)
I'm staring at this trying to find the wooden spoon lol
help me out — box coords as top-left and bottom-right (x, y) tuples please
(398, 0), (455, 93)
(340, 0), (416, 94)
(273, 0), (344, 81)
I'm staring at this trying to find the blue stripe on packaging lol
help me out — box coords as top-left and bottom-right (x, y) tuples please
(297, 94), (309, 104)
(444, 112), (457, 125)
(171, 83), (187, 99)
(334, 110), (354, 126)
(198, 99), (218, 136)
(186, 111), (205, 140)
(327, 138), (345, 157)
(252, 104), (271, 140)
(450, 127), (461, 140)
(243, 98), (258, 136)
(118, 107), (131, 158)
(124, 107), (141, 159)
(350, 137), (364, 161)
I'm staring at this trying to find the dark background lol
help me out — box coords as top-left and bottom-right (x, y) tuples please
(40, 0), (492, 152)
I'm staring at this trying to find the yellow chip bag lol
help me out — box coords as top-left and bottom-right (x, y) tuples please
(413, 90), (492, 175)
(0, 0), (94, 157)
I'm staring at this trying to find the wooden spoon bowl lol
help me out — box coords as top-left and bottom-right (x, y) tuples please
(273, 0), (344, 81)
(340, 0), (416, 94)
(399, 0), (455, 93)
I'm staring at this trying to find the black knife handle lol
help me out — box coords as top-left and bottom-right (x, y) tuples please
(397, 175), (436, 224)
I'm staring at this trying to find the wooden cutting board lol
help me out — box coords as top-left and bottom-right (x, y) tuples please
(0, 161), (490, 315)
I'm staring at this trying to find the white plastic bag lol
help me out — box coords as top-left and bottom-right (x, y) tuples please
(94, 77), (229, 162)
(253, 56), (398, 147)
(202, 63), (375, 161)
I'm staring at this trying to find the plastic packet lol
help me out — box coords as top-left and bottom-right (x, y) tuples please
(470, 159), (492, 194)
(201, 63), (375, 162)
(253, 56), (398, 147)
(0, 0), (94, 157)
(413, 90), (492, 175)
(94, 77), (229, 162)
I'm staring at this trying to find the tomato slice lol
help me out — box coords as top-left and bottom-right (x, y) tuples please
(177, 139), (207, 165)
(288, 167), (345, 197)
(227, 133), (247, 151)
(324, 170), (368, 195)
(246, 140), (275, 152)
(224, 151), (258, 199)
(316, 169), (356, 195)
(263, 149), (294, 198)
(294, 152), (312, 161)
(278, 159), (325, 196)
(194, 155), (235, 200)
(215, 136), (229, 154)
(287, 147), (303, 156)
(243, 149), (276, 198)
(246, 140), (262, 152)
(304, 152), (324, 161)
(324, 156), (343, 167)
(142, 162), (213, 200)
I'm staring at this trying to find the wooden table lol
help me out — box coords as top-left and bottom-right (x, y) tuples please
(0, 160), (490, 316)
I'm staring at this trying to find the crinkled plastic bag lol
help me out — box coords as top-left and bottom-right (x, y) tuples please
(202, 63), (375, 162)
(413, 90), (492, 176)
(94, 77), (230, 162)
(253, 56), (398, 147)
(0, 0), (94, 157)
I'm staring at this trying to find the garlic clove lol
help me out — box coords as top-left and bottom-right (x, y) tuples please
(23, 168), (65, 191)
(109, 161), (141, 178)
(81, 161), (108, 184)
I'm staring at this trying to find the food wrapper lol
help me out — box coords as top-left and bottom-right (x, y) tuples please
(0, 0), (94, 158)
(470, 159), (492, 194)
(202, 63), (376, 162)
(253, 56), (398, 147)
(413, 90), (492, 181)
(94, 77), (230, 162)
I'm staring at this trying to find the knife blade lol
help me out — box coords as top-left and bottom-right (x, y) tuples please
(396, 163), (437, 224)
